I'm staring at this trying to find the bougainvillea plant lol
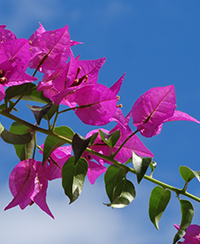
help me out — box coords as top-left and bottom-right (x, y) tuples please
(0, 23), (200, 243)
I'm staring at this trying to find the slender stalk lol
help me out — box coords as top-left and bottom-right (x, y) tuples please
(32, 54), (48, 77)
(32, 133), (37, 159)
(112, 129), (139, 158)
(87, 147), (200, 202)
(0, 110), (71, 144)
(1, 109), (200, 203)
(52, 105), (60, 130)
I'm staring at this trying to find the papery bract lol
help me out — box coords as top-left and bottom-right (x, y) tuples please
(50, 57), (106, 106)
(0, 62), (37, 101)
(28, 22), (46, 42)
(164, 110), (200, 123)
(30, 162), (54, 218)
(0, 37), (37, 101)
(29, 25), (71, 73)
(43, 145), (72, 180)
(2, 38), (30, 70)
(4, 159), (36, 210)
(5, 159), (54, 219)
(73, 84), (117, 125)
(109, 73), (125, 95)
(85, 112), (154, 166)
(174, 224), (200, 244)
(132, 85), (200, 137)
(86, 157), (107, 184)
(0, 25), (17, 43)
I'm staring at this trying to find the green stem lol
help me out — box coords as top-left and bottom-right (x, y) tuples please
(52, 105), (60, 129)
(1, 109), (200, 203)
(86, 148), (200, 203)
(6, 83), (33, 112)
(32, 133), (37, 159)
(112, 129), (139, 158)
(0, 110), (71, 144)
(32, 54), (48, 77)
(58, 104), (92, 114)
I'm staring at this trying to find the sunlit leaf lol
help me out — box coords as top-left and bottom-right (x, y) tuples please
(62, 156), (88, 204)
(104, 165), (136, 208)
(0, 122), (4, 134)
(105, 179), (136, 208)
(149, 186), (171, 230)
(0, 122), (32, 145)
(5, 83), (50, 104)
(99, 129), (120, 148)
(132, 151), (152, 183)
(10, 122), (34, 160)
(104, 165), (125, 202)
(173, 199), (194, 244)
(42, 126), (74, 164)
(179, 165), (200, 183)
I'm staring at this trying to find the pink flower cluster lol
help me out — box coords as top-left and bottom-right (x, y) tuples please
(174, 224), (200, 244)
(1, 24), (199, 218)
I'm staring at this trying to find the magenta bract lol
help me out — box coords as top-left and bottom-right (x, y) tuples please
(5, 159), (54, 219)
(174, 224), (200, 243)
(132, 85), (200, 137)
(74, 84), (117, 125)
(29, 25), (71, 73)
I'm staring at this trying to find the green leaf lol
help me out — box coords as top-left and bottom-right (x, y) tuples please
(173, 199), (194, 244)
(89, 132), (98, 146)
(124, 157), (132, 165)
(106, 180), (136, 208)
(62, 156), (88, 204)
(132, 151), (153, 183)
(0, 122), (4, 134)
(104, 165), (125, 202)
(99, 129), (120, 148)
(0, 122), (32, 145)
(43, 103), (59, 121)
(27, 102), (53, 125)
(179, 165), (200, 183)
(5, 83), (50, 104)
(72, 133), (91, 165)
(104, 165), (136, 208)
(42, 126), (74, 164)
(0, 103), (6, 112)
(149, 186), (171, 230)
(9, 122), (34, 160)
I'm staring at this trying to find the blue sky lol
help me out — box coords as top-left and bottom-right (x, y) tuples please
(1, 1), (200, 243)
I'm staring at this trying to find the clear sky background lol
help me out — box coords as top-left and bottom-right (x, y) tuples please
(0, 1), (200, 244)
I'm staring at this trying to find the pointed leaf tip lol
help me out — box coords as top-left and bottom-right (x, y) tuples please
(104, 165), (136, 208)
(72, 133), (91, 165)
(149, 186), (171, 230)
(99, 129), (120, 148)
(173, 199), (194, 244)
(132, 151), (152, 183)
(62, 156), (88, 204)
(179, 165), (200, 183)
(28, 102), (53, 125)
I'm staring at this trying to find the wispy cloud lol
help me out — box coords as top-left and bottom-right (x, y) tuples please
(1, 0), (63, 36)
(0, 180), (176, 244)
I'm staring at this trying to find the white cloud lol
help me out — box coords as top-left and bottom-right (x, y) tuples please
(0, 179), (177, 244)
(0, 180), (121, 244)
(1, 0), (63, 36)
(90, 0), (133, 25)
